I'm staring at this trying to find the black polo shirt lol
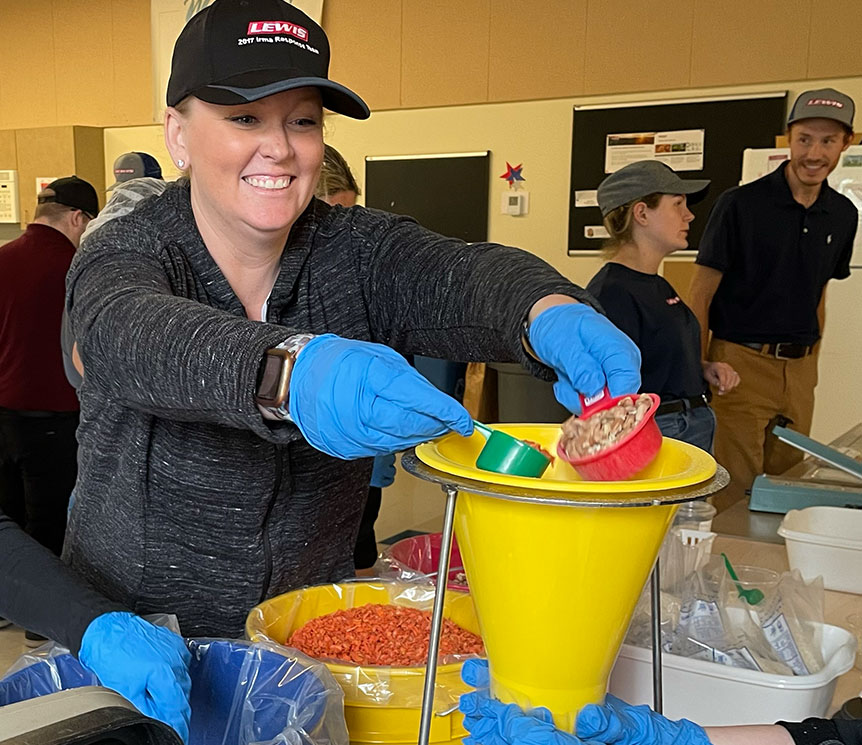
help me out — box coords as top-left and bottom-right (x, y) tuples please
(587, 263), (707, 401)
(696, 161), (857, 345)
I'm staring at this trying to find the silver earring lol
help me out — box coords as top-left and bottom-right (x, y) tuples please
(177, 159), (185, 168)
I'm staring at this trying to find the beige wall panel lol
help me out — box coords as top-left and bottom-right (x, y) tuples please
(807, 0), (862, 79)
(0, 3), (58, 129)
(0, 132), (17, 170)
(323, 0), (402, 112)
(401, 0), (490, 108)
(691, 0), (811, 87)
(52, 0), (115, 126)
(14, 127), (76, 226)
(488, 1), (587, 102)
(73, 127), (107, 210)
(584, 0), (693, 94)
(111, 0), (154, 125)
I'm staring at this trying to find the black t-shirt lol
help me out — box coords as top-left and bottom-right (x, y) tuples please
(587, 263), (706, 401)
(696, 161), (857, 346)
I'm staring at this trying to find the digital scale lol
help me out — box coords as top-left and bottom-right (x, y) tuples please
(749, 423), (862, 513)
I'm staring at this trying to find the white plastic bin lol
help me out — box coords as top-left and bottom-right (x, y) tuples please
(609, 623), (856, 725)
(778, 506), (862, 594)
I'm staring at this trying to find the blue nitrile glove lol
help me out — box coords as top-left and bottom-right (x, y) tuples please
(459, 659), (600, 745)
(290, 334), (473, 459)
(576, 693), (710, 745)
(79, 612), (192, 743)
(527, 304), (642, 414)
(371, 453), (397, 488)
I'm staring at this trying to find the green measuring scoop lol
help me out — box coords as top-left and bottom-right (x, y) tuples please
(473, 422), (552, 478)
(721, 553), (765, 606)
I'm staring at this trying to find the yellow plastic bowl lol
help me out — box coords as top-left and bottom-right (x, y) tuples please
(245, 581), (480, 745)
(416, 424), (717, 495)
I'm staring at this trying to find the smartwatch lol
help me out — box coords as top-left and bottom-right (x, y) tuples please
(255, 334), (315, 421)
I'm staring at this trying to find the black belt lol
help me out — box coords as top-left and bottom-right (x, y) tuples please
(736, 341), (814, 359)
(655, 393), (711, 417)
(0, 407), (79, 419)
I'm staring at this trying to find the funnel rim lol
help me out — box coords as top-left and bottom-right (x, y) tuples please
(414, 425), (717, 495)
(403, 452), (729, 506)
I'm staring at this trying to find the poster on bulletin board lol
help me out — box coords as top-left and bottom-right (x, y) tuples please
(568, 92), (787, 253)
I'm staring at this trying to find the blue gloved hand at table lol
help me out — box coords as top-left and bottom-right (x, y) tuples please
(79, 612), (192, 743)
(290, 334), (473, 459)
(576, 693), (711, 745)
(371, 453), (397, 488)
(527, 304), (641, 414)
(459, 659), (600, 745)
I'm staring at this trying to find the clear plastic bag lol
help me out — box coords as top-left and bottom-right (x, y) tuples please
(246, 580), (482, 712)
(624, 550), (826, 676)
(0, 635), (348, 745)
(375, 533), (469, 591)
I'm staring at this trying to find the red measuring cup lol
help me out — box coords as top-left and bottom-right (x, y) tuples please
(556, 387), (662, 481)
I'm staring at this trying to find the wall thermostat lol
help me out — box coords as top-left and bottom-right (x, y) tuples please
(501, 191), (529, 216)
(0, 170), (20, 224)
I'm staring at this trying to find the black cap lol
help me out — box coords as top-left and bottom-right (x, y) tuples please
(167, 0), (370, 120)
(38, 176), (99, 218)
(597, 161), (710, 217)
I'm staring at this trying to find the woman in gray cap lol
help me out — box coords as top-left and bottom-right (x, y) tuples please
(587, 160), (740, 451)
(60, 0), (640, 737)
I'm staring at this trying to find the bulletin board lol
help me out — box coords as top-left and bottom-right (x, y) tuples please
(365, 151), (490, 242)
(568, 93), (787, 253)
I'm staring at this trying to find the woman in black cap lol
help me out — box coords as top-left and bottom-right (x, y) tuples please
(61, 0), (640, 737)
(587, 160), (740, 451)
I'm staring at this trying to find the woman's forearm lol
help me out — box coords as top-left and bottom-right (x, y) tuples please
(704, 725), (794, 745)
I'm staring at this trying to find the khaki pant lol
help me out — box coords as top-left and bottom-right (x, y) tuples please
(708, 339), (818, 511)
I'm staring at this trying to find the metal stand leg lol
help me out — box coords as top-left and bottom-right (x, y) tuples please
(418, 485), (459, 745)
(650, 559), (663, 714)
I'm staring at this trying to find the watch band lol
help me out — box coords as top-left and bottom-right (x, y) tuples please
(520, 316), (542, 362)
(263, 333), (315, 422)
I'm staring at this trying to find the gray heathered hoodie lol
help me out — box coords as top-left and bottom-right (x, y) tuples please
(63, 180), (594, 637)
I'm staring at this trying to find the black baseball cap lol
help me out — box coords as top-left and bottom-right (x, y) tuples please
(38, 176), (99, 218)
(167, 0), (370, 120)
(597, 161), (710, 216)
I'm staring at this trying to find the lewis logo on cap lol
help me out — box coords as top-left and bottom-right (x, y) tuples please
(247, 20), (308, 40)
(807, 98), (844, 108)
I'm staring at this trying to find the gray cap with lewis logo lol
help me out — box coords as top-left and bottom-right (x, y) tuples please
(788, 88), (855, 129)
(596, 160), (710, 217)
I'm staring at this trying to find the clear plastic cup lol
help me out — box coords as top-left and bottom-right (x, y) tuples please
(674, 500), (717, 532)
(845, 612), (862, 671)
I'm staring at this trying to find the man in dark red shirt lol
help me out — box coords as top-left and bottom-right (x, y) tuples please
(0, 176), (98, 559)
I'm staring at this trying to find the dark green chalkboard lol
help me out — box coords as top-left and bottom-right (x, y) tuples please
(365, 151), (490, 242)
(568, 93), (787, 253)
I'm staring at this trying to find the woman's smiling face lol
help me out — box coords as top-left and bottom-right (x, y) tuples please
(168, 87), (325, 240)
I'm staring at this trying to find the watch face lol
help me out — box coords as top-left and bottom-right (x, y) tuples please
(256, 352), (290, 406)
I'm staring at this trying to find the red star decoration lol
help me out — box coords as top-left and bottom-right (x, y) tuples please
(499, 162), (526, 187)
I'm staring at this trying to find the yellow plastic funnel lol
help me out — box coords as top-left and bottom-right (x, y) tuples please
(412, 425), (719, 731)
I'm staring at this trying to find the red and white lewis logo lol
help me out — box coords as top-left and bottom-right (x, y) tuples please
(806, 98), (844, 108)
(247, 21), (309, 40)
